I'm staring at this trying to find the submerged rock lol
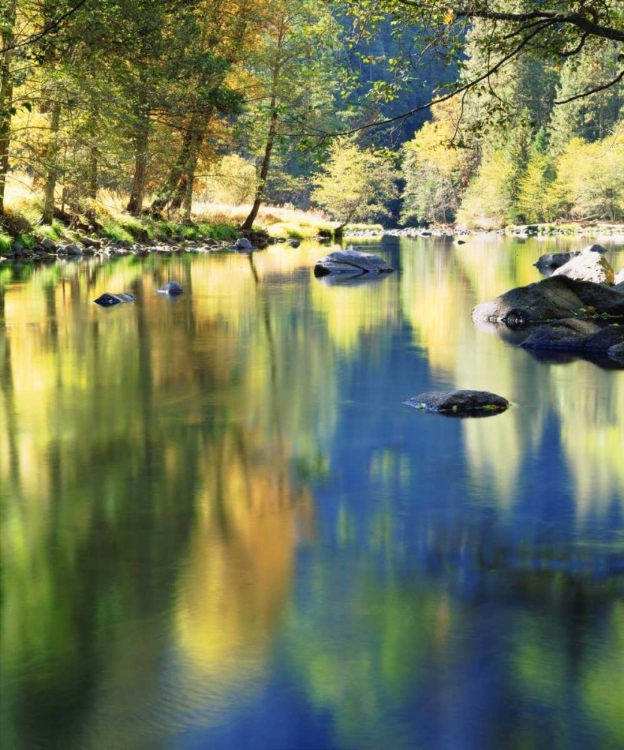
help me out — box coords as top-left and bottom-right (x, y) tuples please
(94, 292), (135, 307)
(552, 246), (615, 285)
(314, 249), (393, 277)
(157, 281), (184, 295)
(404, 390), (509, 416)
(472, 275), (624, 328)
(608, 342), (624, 361)
(522, 321), (624, 352)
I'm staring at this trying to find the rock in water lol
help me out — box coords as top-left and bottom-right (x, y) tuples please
(552, 247), (615, 285)
(232, 237), (254, 251)
(157, 281), (184, 295)
(94, 292), (134, 307)
(404, 390), (509, 415)
(472, 275), (624, 327)
(314, 249), (394, 277)
(608, 342), (624, 361)
(522, 321), (624, 352)
(534, 252), (576, 270)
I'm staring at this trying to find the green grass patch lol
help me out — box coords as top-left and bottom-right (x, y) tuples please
(0, 231), (13, 253)
(17, 234), (36, 249)
(37, 221), (64, 241)
(345, 223), (384, 233)
(100, 218), (134, 243)
(200, 223), (238, 241)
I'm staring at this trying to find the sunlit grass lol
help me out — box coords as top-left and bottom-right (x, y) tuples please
(2, 175), (376, 242)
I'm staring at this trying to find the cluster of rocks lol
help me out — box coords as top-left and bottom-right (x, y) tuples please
(94, 280), (184, 307)
(1, 233), (307, 262)
(473, 245), (624, 363)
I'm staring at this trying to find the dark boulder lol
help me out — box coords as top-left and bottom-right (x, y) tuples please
(79, 236), (102, 249)
(94, 292), (134, 307)
(314, 249), (393, 277)
(522, 320), (624, 352)
(157, 281), (184, 295)
(404, 390), (509, 416)
(472, 275), (624, 328)
(40, 237), (57, 252)
(287, 239), (301, 248)
(534, 252), (576, 269)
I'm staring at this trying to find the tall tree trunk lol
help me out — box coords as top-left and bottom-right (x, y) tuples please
(86, 108), (99, 200)
(181, 146), (199, 221)
(87, 144), (98, 200)
(42, 99), (62, 223)
(241, 104), (278, 231)
(126, 111), (150, 216)
(155, 109), (211, 212)
(170, 119), (204, 213)
(0, 0), (16, 216)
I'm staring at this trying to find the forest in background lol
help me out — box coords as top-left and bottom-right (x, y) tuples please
(0, 0), (623, 243)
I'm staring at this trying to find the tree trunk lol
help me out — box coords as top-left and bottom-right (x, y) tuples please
(87, 144), (98, 200)
(42, 99), (62, 224)
(153, 109), (211, 213)
(181, 147), (199, 221)
(170, 118), (204, 213)
(241, 104), (278, 231)
(86, 108), (99, 200)
(126, 111), (150, 216)
(0, 0), (16, 216)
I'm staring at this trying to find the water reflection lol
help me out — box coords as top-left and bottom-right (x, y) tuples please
(1, 237), (623, 749)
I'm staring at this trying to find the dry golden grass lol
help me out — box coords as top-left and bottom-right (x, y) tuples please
(2, 175), (335, 239)
(191, 201), (334, 238)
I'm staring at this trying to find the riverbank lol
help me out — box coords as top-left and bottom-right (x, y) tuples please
(2, 175), (623, 263)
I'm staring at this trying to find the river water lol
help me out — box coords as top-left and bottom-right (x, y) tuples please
(1, 236), (623, 750)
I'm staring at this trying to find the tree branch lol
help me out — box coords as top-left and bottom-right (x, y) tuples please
(555, 67), (624, 104)
(0, 0), (91, 55)
(304, 19), (550, 138)
(393, 3), (624, 44)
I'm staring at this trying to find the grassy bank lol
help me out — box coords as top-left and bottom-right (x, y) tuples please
(0, 174), (344, 252)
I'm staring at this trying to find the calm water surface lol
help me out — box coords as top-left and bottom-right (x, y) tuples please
(1, 236), (623, 750)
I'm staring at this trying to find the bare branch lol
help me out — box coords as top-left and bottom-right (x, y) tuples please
(305, 19), (551, 138)
(555, 67), (624, 104)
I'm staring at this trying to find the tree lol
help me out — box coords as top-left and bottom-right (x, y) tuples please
(341, 0), (624, 133)
(0, 0), (16, 215)
(240, 0), (343, 231)
(548, 133), (624, 221)
(456, 150), (516, 229)
(516, 131), (558, 223)
(401, 101), (475, 225)
(311, 139), (399, 232)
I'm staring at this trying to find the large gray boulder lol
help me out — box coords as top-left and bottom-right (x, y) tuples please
(472, 275), (624, 328)
(522, 320), (624, 352)
(552, 246), (615, 285)
(404, 390), (509, 415)
(314, 249), (394, 277)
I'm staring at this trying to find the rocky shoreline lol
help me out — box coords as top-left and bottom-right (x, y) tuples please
(0, 231), (306, 263)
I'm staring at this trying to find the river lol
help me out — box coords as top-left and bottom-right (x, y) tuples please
(1, 235), (623, 749)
